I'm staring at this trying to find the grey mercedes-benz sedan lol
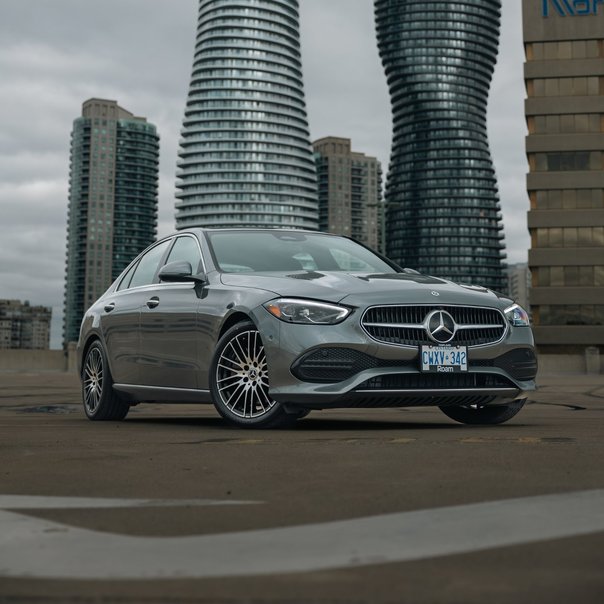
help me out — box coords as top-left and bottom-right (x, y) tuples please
(77, 229), (536, 428)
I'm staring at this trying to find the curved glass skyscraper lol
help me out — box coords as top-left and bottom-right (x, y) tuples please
(375, 0), (507, 291)
(175, 0), (318, 230)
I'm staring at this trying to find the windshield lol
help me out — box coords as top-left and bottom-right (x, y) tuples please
(207, 231), (397, 274)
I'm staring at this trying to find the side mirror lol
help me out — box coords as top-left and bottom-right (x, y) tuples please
(158, 261), (206, 283)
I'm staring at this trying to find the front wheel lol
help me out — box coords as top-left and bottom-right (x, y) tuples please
(210, 322), (300, 428)
(81, 341), (130, 421)
(439, 398), (527, 425)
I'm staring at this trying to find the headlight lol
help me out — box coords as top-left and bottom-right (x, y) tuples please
(264, 298), (351, 325)
(505, 303), (530, 326)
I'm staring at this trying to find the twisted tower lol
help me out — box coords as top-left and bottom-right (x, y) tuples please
(375, 0), (506, 291)
(175, 0), (318, 230)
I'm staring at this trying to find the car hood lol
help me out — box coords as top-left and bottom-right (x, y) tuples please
(220, 271), (509, 308)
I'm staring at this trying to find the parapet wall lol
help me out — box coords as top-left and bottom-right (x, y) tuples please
(0, 344), (77, 373)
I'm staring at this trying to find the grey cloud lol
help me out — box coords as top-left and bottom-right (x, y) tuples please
(0, 0), (530, 348)
(301, 0), (391, 161)
(0, 152), (68, 185)
(488, 0), (530, 264)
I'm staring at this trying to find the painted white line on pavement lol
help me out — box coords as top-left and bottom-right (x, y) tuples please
(1, 490), (603, 580)
(0, 495), (261, 509)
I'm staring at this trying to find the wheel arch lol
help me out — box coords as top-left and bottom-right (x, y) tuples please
(218, 311), (256, 340)
(80, 333), (102, 377)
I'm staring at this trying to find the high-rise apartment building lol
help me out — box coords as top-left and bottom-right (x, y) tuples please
(175, 0), (318, 230)
(523, 1), (604, 351)
(313, 137), (381, 251)
(374, 0), (507, 291)
(63, 98), (159, 346)
(0, 300), (52, 350)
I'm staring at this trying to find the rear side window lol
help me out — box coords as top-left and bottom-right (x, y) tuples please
(166, 236), (202, 273)
(129, 240), (171, 289)
(116, 262), (138, 292)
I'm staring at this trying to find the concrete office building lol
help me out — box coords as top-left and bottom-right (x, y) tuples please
(313, 137), (381, 251)
(523, 1), (604, 353)
(63, 99), (159, 346)
(0, 300), (52, 350)
(175, 0), (318, 230)
(374, 0), (507, 291)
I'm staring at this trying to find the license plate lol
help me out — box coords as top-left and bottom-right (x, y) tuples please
(420, 345), (468, 373)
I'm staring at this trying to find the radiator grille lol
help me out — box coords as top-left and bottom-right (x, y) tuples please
(362, 305), (507, 347)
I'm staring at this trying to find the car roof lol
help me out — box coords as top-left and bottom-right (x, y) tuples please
(171, 228), (340, 237)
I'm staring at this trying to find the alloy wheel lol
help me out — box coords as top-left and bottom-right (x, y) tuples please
(215, 329), (276, 419)
(83, 347), (104, 415)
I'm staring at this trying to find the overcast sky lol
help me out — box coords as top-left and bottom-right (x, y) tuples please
(0, 0), (527, 348)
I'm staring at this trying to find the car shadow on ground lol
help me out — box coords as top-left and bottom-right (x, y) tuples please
(120, 413), (530, 432)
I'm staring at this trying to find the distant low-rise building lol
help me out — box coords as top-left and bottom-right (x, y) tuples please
(0, 300), (52, 350)
(313, 137), (381, 251)
(506, 263), (531, 312)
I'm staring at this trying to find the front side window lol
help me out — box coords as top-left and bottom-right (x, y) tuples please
(129, 240), (171, 289)
(165, 236), (203, 273)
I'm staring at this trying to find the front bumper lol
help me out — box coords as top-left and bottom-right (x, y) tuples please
(251, 306), (536, 410)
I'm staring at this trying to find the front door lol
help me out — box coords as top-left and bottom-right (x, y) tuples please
(138, 235), (205, 390)
(138, 283), (201, 389)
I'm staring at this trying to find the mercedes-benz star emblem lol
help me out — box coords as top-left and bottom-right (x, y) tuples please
(431, 291), (440, 296)
(425, 310), (456, 344)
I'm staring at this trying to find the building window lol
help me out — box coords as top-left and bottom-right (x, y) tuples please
(535, 266), (604, 287)
(530, 76), (601, 97)
(528, 40), (602, 61)
(535, 227), (604, 247)
(533, 189), (604, 210)
(530, 151), (600, 172)
(529, 113), (601, 135)
(539, 305), (604, 326)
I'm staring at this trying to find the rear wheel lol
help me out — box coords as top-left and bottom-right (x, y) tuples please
(82, 341), (129, 421)
(439, 398), (526, 425)
(210, 322), (301, 428)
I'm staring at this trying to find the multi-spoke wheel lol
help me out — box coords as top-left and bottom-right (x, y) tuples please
(81, 341), (129, 421)
(439, 398), (526, 425)
(210, 322), (301, 428)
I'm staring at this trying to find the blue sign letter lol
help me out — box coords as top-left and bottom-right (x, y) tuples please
(543, 0), (565, 16)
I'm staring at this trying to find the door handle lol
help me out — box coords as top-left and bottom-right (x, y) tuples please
(103, 302), (115, 313)
(146, 297), (160, 309)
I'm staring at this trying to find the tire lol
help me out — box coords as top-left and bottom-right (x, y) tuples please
(81, 340), (130, 421)
(210, 322), (300, 429)
(439, 398), (526, 425)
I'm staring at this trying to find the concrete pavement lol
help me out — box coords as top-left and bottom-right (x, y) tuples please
(0, 370), (603, 603)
